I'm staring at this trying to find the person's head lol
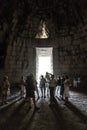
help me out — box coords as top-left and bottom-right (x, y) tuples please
(58, 76), (61, 79)
(21, 76), (23, 79)
(3, 76), (8, 81)
(41, 75), (43, 78)
(61, 75), (65, 79)
(26, 75), (30, 80)
(46, 72), (48, 75)
(51, 75), (54, 79)
(65, 75), (69, 79)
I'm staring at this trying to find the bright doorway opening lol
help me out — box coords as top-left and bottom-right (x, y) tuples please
(36, 48), (53, 82)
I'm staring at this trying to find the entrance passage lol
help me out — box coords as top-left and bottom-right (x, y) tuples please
(38, 56), (51, 77)
(36, 48), (53, 82)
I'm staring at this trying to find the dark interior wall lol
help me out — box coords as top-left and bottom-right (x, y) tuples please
(0, 0), (87, 89)
(0, 22), (8, 68)
(53, 36), (87, 88)
(4, 38), (36, 83)
(2, 35), (87, 89)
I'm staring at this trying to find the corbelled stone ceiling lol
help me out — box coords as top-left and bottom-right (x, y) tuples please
(0, 0), (87, 67)
(0, 0), (87, 37)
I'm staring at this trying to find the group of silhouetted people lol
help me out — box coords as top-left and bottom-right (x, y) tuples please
(56, 75), (71, 104)
(0, 73), (71, 107)
(20, 74), (40, 110)
(39, 73), (71, 105)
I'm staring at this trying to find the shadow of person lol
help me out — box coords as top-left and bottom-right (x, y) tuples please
(65, 101), (87, 123)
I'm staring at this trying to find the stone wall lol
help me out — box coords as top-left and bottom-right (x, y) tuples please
(4, 35), (87, 88)
(5, 38), (36, 83)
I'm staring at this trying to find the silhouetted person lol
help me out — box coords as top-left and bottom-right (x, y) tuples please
(60, 75), (65, 99)
(1, 76), (10, 104)
(45, 72), (51, 97)
(40, 75), (46, 98)
(25, 74), (39, 110)
(63, 75), (71, 104)
(56, 76), (61, 96)
(49, 75), (57, 105)
(34, 79), (40, 99)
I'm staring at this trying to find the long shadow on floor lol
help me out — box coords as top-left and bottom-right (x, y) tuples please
(0, 99), (34, 130)
(49, 102), (69, 130)
(20, 109), (36, 130)
(65, 101), (87, 123)
(56, 96), (87, 123)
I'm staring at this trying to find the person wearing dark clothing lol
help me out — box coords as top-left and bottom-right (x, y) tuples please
(60, 75), (65, 99)
(56, 76), (61, 95)
(34, 80), (40, 100)
(45, 72), (51, 97)
(40, 75), (46, 98)
(57, 76), (61, 86)
(49, 75), (57, 105)
(25, 74), (39, 110)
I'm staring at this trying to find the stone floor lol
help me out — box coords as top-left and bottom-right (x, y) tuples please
(0, 89), (87, 130)
(55, 91), (87, 130)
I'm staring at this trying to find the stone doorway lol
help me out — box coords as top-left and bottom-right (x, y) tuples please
(36, 47), (53, 82)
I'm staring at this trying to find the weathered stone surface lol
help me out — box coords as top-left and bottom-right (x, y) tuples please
(0, 91), (87, 130)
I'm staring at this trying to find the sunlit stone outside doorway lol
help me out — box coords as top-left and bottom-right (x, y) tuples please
(36, 47), (53, 83)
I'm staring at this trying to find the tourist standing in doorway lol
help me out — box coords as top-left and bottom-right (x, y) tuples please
(40, 75), (46, 98)
(45, 72), (51, 97)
